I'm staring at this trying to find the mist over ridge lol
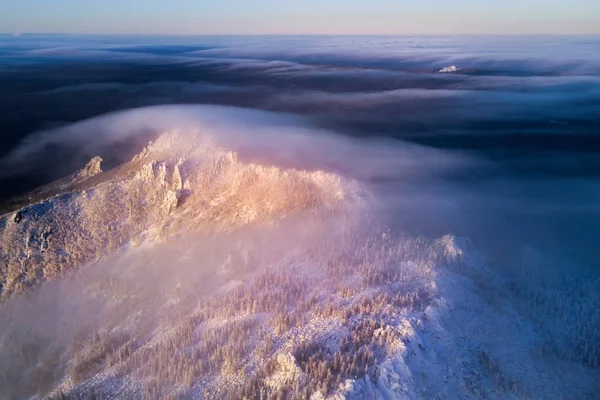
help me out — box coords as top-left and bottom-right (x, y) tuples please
(0, 35), (599, 399)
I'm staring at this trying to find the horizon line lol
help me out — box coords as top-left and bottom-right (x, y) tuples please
(2, 32), (600, 37)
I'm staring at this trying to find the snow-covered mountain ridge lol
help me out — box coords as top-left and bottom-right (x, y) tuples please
(0, 130), (364, 300)
(0, 129), (598, 400)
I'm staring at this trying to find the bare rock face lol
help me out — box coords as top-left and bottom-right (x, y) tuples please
(73, 156), (103, 183)
(136, 160), (184, 193)
(265, 353), (303, 391)
(135, 159), (185, 213)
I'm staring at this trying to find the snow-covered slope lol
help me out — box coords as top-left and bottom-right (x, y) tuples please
(0, 129), (598, 400)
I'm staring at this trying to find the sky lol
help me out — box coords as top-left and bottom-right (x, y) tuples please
(1, 0), (600, 35)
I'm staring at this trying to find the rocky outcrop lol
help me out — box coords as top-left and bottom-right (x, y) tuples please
(0, 130), (366, 300)
(265, 353), (303, 391)
(72, 156), (103, 183)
